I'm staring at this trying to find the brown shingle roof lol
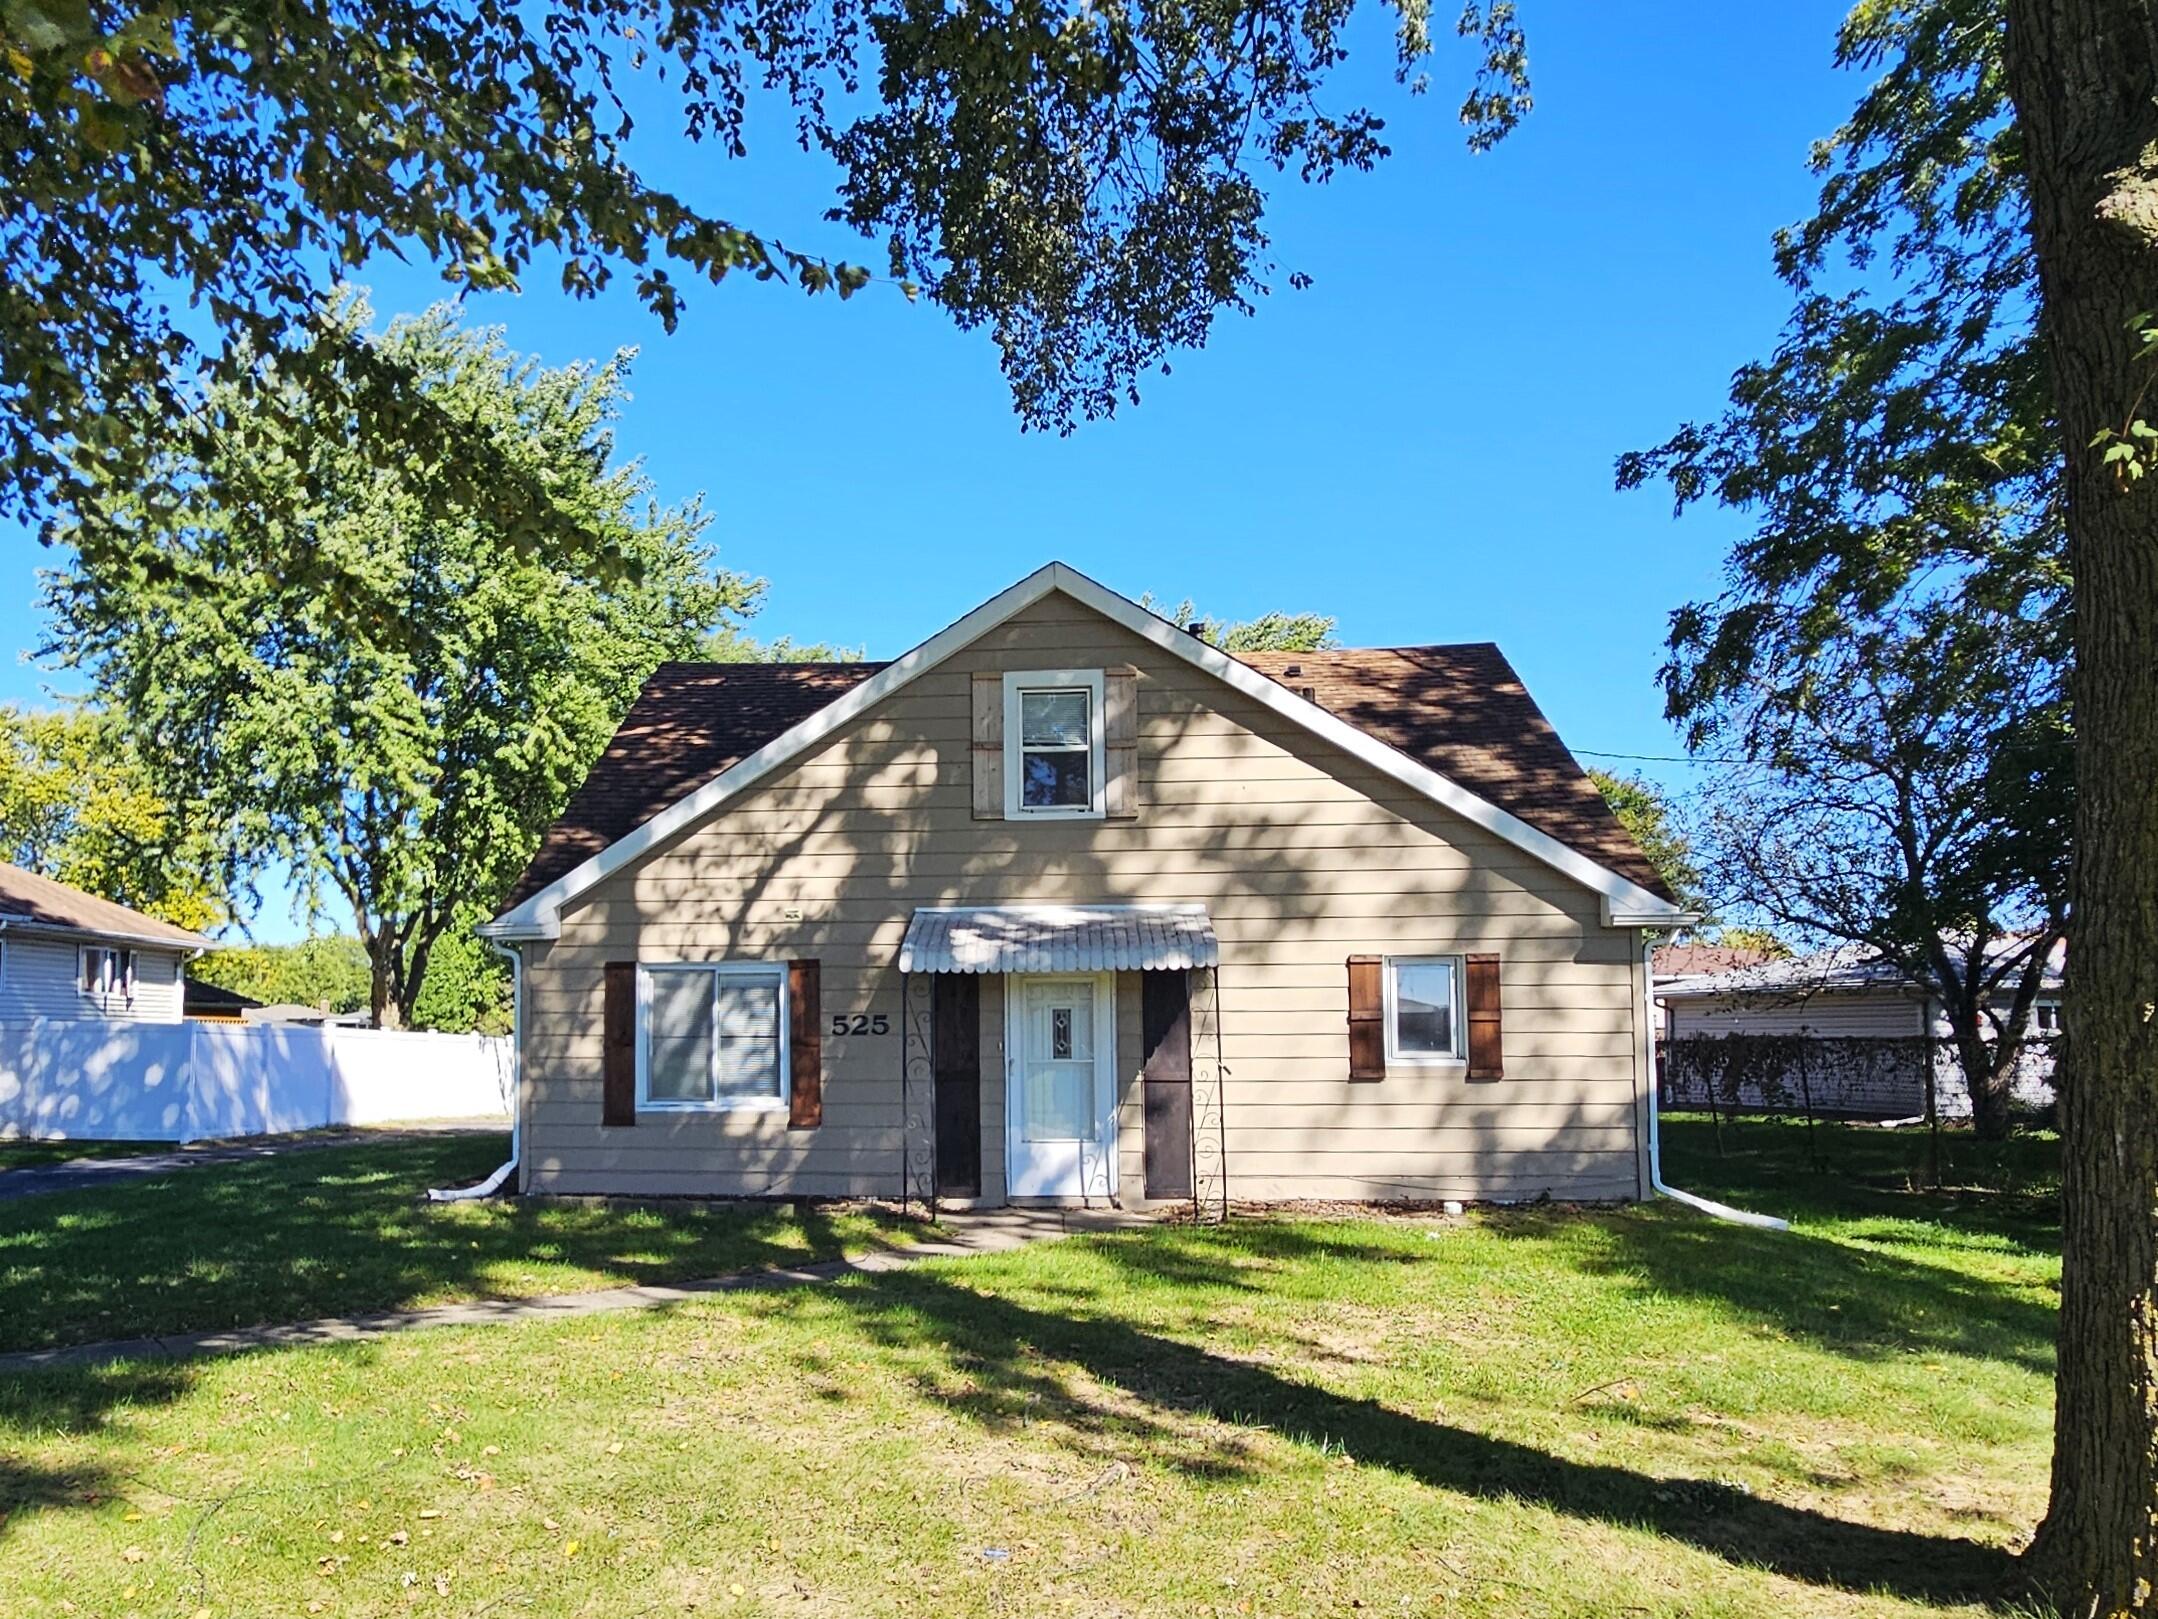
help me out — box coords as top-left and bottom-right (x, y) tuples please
(500, 644), (1674, 914)
(1239, 646), (1673, 901)
(0, 861), (215, 948)
(1651, 943), (1777, 979)
(502, 663), (885, 911)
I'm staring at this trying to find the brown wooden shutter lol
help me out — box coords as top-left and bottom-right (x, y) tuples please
(931, 973), (982, 1197)
(970, 671), (1003, 819)
(788, 958), (822, 1127)
(602, 962), (637, 1126)
(1465, 953), (1503, 1080)
(1104, 666), (1140, 819)
(1347, 955), (1385, 1081)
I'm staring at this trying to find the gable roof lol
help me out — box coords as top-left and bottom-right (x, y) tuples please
(0, 861), (215, 950)
(489, 563), (1691, 939)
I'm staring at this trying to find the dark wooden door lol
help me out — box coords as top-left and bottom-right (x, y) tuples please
(932, 974), (982, 1198)
(1142, 969), (1194, 1199)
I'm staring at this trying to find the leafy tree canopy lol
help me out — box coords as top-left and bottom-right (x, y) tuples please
(1138, 594), (1340, 652)
(190, 935), (372, 1018)
(1614, 0), (2068, 1140)
(0, 702), (226, 931)
(45, 300), (744, 1026)
(1709, 926), (1792, 960)
(1687, 602), (2068, 1139)
(1585, 768), (1703, 917)
(1618, 0), (2059, 738)
(700, 625), (867, 663)
(2, 0), (1531, 573)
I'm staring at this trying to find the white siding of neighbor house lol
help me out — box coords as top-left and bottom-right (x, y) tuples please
(1664, 991), (1923, 1040)
(0, 936), (188, 1024)
(517, 590), (1653, 1206)
(1660, 986), (2060, 1118)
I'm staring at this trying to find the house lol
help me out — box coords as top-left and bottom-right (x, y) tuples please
(1649, 942), (1779, 1036)
(0, 861), (212, 1023)
(1655, 942), (2062, 1117)
(183, 977), (261, 1023)
(482, 563), (1691, 1208)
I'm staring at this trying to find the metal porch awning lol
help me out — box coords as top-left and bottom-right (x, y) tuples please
(897, 904), (1218, 975)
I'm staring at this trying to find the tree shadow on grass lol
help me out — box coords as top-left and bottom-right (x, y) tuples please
(823, 1234), (2017, 1606)
(1458, 1200), (2059, 1377)
(0, 1362), (199, 1534)
(0, 1136), (921, 1354)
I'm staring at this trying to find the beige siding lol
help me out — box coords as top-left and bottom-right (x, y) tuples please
(520, 592), (1649, 1204)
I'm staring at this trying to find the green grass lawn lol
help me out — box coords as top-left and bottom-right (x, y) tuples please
(0, 1134), (923, 1353)
(0, 1119), (2056, 1618)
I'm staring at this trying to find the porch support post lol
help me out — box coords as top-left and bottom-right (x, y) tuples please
(1190, 965), (1227, 1222)
(901, 970), (938, 1210)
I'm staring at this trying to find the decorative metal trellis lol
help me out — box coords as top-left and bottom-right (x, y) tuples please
(899, 972), (938, 1212)
(1189, 965), (1228, 1222)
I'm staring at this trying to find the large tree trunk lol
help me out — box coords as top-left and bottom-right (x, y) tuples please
(2003, 0), (2158, 1608)
(367, 944), (403, 1031)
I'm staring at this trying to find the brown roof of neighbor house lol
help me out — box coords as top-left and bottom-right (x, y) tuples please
(0, 861), (216, 948)
(501, 645), (1676, 913)
(1651, 943), (1778, 980)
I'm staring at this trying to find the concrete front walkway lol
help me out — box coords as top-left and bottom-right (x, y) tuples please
(0, 1123), (502, 1202)
(0, 1207), (1141, 1375)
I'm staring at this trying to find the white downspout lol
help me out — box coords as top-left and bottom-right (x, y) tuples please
(428, 937), (522, 1202)
(1641, 935), (1789, 1231)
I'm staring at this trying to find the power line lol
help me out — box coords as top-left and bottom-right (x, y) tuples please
(1575, 747), (1753, 767)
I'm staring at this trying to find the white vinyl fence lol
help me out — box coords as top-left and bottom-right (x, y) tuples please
(0, 1021), (512, 1142)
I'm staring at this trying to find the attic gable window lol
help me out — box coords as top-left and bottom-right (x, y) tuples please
(1003, 670), (1105, 819)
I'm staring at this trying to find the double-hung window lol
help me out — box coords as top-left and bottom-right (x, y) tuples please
(81, 945), (135, 1002)
(1003, 669), (1105, 818)
(637, 963), (789, 1111)
(1384, 956), (1464, 1064)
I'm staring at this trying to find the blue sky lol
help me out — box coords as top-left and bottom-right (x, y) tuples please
(2, 2), (1856, 940)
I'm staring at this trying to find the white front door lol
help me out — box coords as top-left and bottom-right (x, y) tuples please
(1005, 974), (1116, 1199)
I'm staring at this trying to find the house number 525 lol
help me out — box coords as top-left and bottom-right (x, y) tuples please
(829, 1013), (891, 1036)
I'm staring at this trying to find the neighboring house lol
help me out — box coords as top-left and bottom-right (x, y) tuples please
(483, 563), (1690, 1208)
(243, 1002), (372, 1028)
(183, 978), (262, 1023)
(1649, 943), (1778, 1036)
(0, 862), (212, 1023)
(1656, 942), (2063, 1117)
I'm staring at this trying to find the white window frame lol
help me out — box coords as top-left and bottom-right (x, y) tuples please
(1003, 669), (1106, 820)
(2035, 999), (2062, 1033)
(1383, 955), (1467, 1066)
(634, 962), (791, 1114)
(80, 944), (136, 1004)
